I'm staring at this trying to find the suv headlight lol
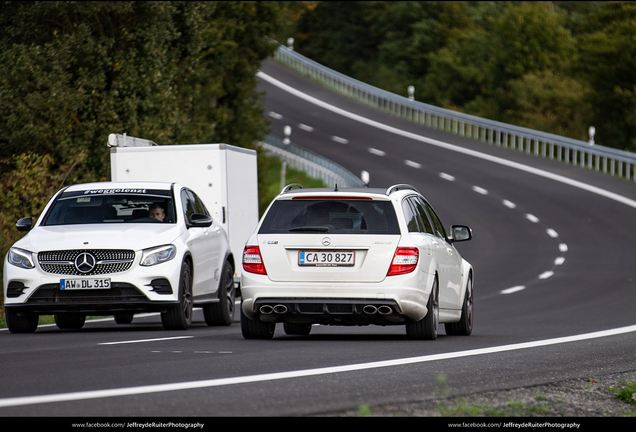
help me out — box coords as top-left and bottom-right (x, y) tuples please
(140, 245), (176, 266)
(8, 247), (35, 269)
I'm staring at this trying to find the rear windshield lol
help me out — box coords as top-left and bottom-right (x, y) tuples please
(41, 188), (176, 225)
(259, 199), (400, 234)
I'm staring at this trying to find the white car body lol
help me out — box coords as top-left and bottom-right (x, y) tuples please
(3, 181), (235, 333)
(240, 184), (473, 340)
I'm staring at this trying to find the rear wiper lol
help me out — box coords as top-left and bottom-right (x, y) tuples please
(288, 226), (330, 233)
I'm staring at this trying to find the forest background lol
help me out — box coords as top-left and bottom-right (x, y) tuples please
(1, 1), (634, 318)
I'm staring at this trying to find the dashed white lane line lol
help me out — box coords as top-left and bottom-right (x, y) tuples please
(99, 336), (193, 346)
(546, 228), (559, 238)
(525, 213), (540, 223)
(539, 271), (555, 280)
(405, 160), (421, 169)
(268, 111), (283, 120)
(555, 257), (566, 265)
(263, 72), (593, 303)
(5, 324), (636, 409)
(331, 135), (349, 144)
(501, 286), (526, 294)
(472, 186), (488, 195)
(439, 172), (455, 181)
(298, 123), (314, 132)
(502, 200), (516, 209)
(368, 147), (386, 156)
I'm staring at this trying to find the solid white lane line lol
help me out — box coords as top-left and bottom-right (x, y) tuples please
(99, 336), (193, 346)
(368, 147), (386, 156)
(4, 324), (636, 409)
(260, 72), (587, 318)
(257, 72), (636, 210)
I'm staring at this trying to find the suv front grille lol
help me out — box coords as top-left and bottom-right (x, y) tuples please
(38, 249), (135, 276)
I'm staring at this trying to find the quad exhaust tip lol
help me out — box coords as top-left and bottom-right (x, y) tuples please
(363, 305), (394, 315)
(260, 303), (394, 315)
(362, 305), (378, 315)
(260, 304), (288, 315)
(378, 305), (393, 315)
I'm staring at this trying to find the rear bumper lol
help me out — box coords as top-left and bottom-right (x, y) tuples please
(240, 265), (439, 324)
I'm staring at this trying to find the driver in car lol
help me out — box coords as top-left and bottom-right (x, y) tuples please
(148, 204), (165, 222)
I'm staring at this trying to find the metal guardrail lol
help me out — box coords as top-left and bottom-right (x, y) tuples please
(260, 134), (365, 188)
(274, 46), (636, 182)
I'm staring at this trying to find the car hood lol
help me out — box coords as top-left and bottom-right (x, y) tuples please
(13, 224), (184, 252)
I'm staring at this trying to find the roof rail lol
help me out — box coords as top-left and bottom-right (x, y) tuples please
(386, 184), (419, 195)
(280, 183), (303, 194)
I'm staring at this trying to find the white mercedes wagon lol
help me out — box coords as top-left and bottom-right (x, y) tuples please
(3, 182), (235, 333)
(240, 184), (473, 340)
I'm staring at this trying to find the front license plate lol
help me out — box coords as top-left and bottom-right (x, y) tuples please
(298, 251), (355, 267)
(60, 278), (111, 290)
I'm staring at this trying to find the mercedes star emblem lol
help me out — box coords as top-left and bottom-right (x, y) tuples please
(322, 237), (331, 246)
(75, 252), (97, 273)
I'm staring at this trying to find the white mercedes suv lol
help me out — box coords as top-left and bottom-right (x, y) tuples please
(241, 184), (473, 340)
(3, 181), (235, 333)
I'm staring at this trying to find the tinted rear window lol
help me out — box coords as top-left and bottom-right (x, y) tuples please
(259, 199), (400, 234)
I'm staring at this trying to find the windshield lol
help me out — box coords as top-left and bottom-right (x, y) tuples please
(259, 199), (400, 234)
(41, 188), (176, 225)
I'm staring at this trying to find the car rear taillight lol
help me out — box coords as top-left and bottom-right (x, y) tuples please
(386, 247), (419, 276)
(243, 245), (267, 275)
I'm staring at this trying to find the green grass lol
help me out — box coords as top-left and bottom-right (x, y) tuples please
(611, 381), (636, 405)
(437, 397), (552, 417)
(258, 154), (326, 215)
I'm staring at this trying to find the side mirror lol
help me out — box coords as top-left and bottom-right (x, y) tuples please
(16, 217), (34, 232)
(449, 225), (472, 242)
(189, 213), (213, 228)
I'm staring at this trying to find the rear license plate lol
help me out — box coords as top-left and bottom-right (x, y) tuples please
(298, 251), (355, 267)
(60, 278), (111, 290)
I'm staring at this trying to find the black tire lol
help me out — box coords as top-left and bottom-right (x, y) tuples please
(114, 313), (134, 324)
(54, 314), (86, 330)
(283, 322), (312, 336)
(406, 278), (439, 340)
(6, 310), (38, 333)
(203, 260), (235, 326)
(240, 303), (275, 339)
(161, 261), (193, 330)
(445, 276), (473, 336)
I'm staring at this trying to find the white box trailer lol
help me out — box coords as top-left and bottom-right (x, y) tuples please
(108, 134), (258, 283)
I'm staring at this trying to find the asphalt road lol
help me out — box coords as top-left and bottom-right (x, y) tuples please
(1, 59), (636, 419)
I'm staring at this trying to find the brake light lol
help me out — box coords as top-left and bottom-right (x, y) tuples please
(387, 247), (419, 276)
(243, 245), (267, 275)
